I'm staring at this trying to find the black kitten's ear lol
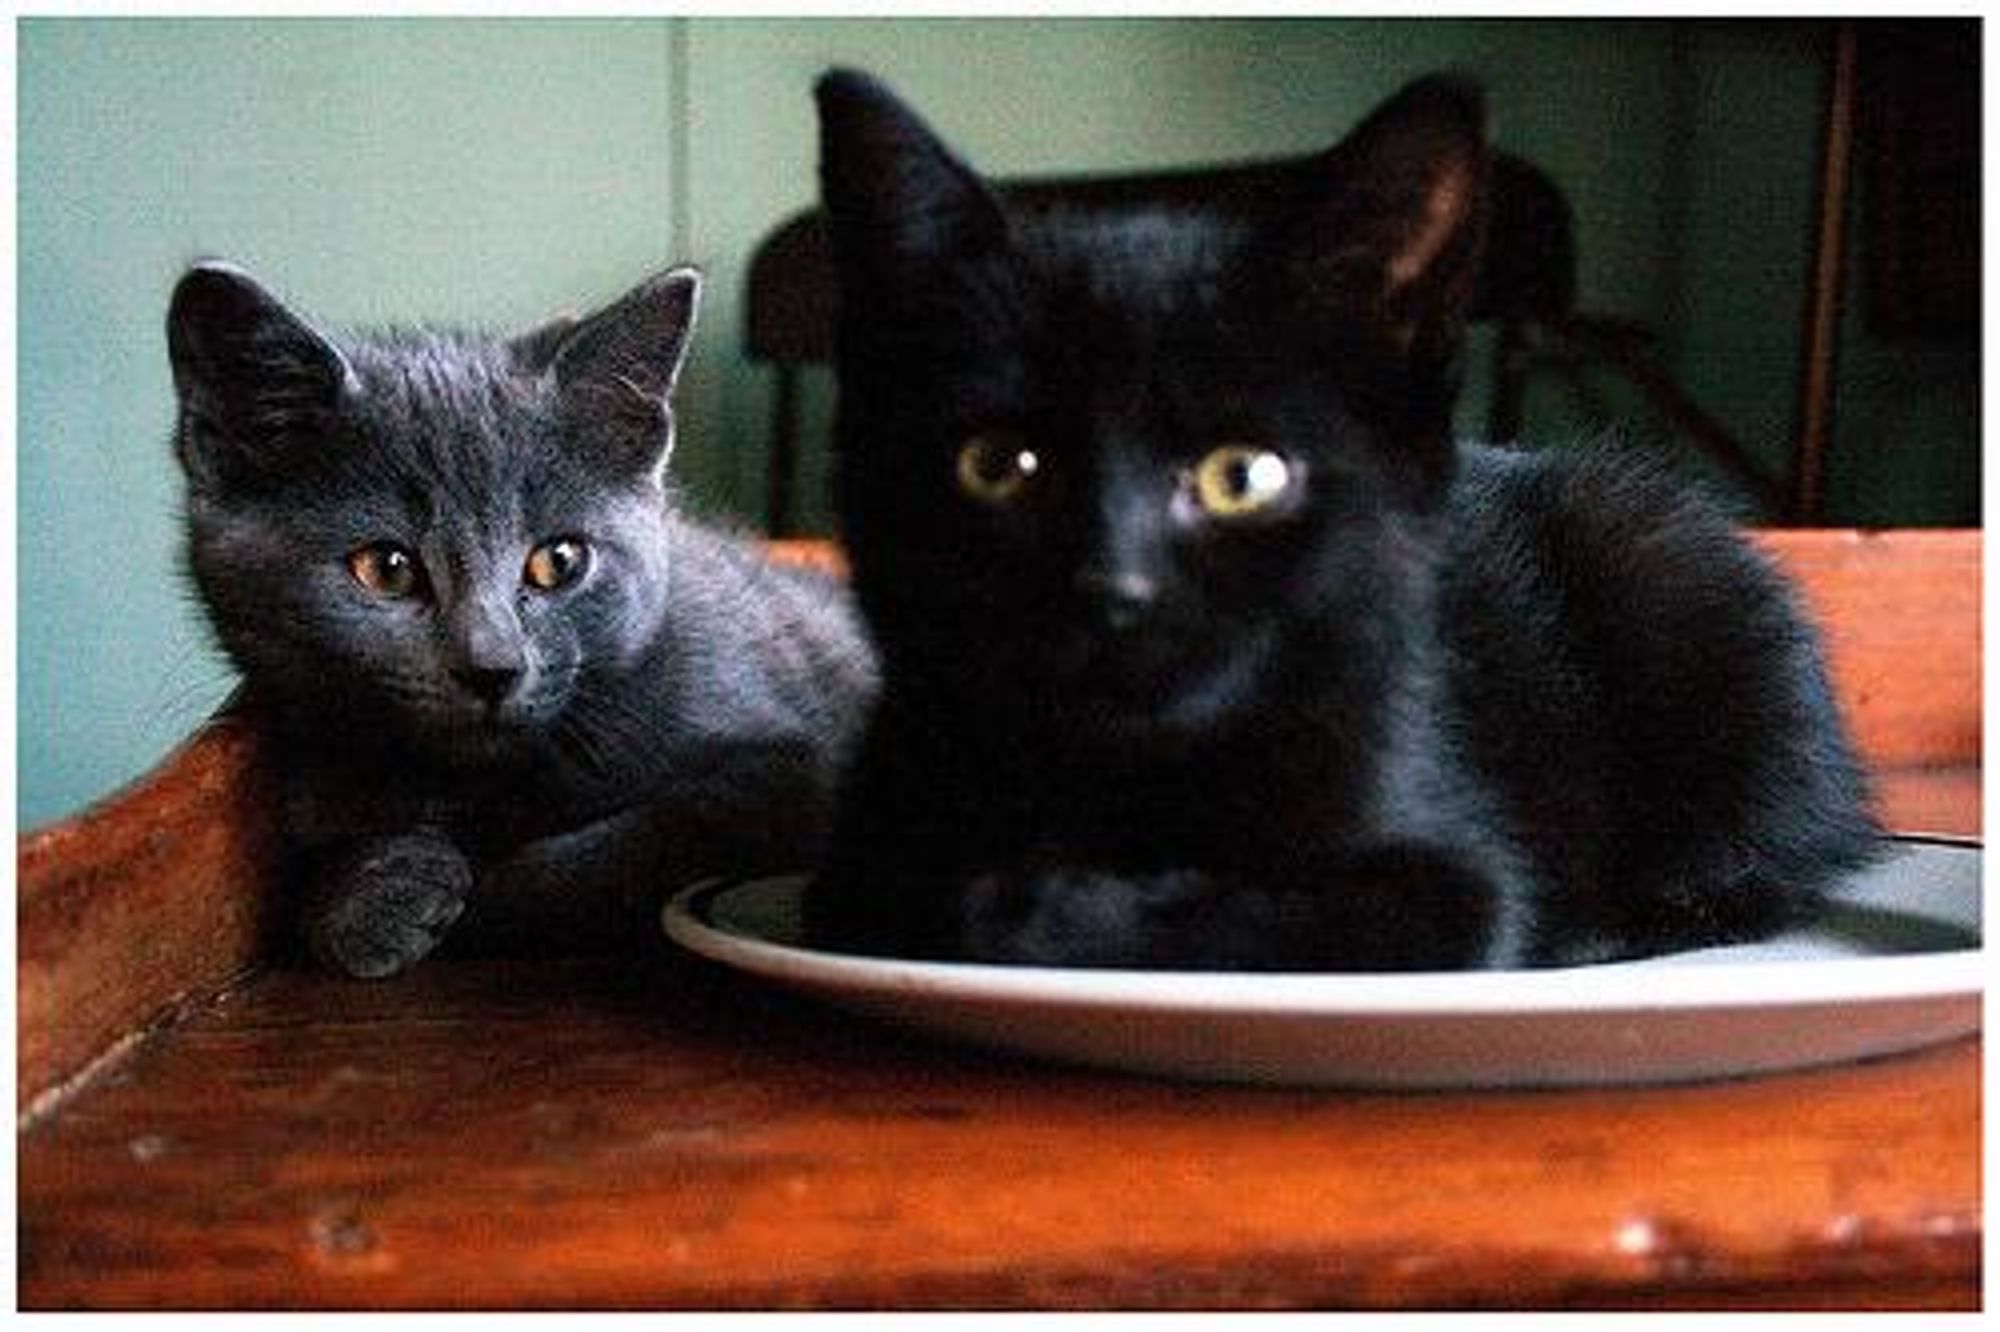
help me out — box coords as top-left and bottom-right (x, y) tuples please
(815, 68), (1006, 274)
(551, 266), (700, 477)
(167, 262), (354, 485)
(1280, 74), (1490, 354)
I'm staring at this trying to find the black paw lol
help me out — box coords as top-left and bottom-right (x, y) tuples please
(306, 831), (472, 979)
(957, 866), (1212, 967)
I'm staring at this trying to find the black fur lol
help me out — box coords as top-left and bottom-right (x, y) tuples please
(170, 263), (875, 976)
(805, 70), (1881, 970)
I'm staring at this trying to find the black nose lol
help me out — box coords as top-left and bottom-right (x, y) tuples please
(1074, 567), (1158, 633)
(453, 664), (523, 706)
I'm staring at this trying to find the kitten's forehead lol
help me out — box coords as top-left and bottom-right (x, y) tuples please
(348, 329), (535, 418)
(996, 209), (1280, 404)
(338, 329), (558, 489)
(1017, 208), (1247, 321)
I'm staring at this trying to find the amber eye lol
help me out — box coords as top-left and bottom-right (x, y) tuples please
(524, 537), (590, 591)
(1188, 445), (1294, 519)
(347, 542), (425, 599)
(955, 432), (1040, 507)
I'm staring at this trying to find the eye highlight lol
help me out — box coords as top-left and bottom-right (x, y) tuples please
(347, 542), (425, 599)
(955, 432), (1040, 507)
(1188, 445), (1295, 519)
(524, 537), (590, 591)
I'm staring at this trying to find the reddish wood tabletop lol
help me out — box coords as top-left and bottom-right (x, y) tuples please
(16, 532), (1983, 1310)
(16, 770), (1982, 1312)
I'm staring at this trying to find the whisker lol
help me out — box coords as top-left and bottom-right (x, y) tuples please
(555, 681), (664, 781)
(143, 641), (241, 741)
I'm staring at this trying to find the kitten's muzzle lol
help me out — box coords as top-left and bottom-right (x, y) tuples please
(452, 663), (526, 708)
(1050, 580), (1191, 709)
(1073, 566), (1159, 635)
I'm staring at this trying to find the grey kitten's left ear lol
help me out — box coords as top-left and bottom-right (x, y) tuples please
(551, 267), (701, 474)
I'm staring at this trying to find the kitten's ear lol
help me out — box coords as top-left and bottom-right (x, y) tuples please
(507, 311), (581, 374)
(1279, 75), (1490, 355)
(816, 68), (1006, 274)
(167, 262), (354, 485)
(550, 267), (700, 476)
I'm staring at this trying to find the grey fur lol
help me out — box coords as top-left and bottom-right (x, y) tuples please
(169, 263), (875, 976)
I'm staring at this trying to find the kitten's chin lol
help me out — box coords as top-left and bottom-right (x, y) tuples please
(1043, 629), (1277, 751)
(416, 724), (527, 769)
(411, 703), (551, 769)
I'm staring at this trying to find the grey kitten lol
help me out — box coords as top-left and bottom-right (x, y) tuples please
(168, 262), (875, 976)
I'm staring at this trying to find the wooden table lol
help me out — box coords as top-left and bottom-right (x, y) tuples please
(17, 533), (1982, 1310)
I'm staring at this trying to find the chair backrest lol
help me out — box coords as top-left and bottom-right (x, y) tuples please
(745, 151), (1576, 533)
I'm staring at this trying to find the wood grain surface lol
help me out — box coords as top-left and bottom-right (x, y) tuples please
(16, 942), (1980, 1310)
(17, 709), (280, 1118)
(1750, 529), (1980, 769)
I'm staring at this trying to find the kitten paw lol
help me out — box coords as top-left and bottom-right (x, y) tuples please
(306, 831), (472, 979)
(958, 866), (1210, 966)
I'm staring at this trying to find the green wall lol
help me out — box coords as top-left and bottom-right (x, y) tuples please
(19, 19), (680, 827)
(17, 18), (1978, 826)
(1668, 23), (1981, 525)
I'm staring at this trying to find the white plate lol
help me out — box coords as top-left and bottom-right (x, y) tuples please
(662, 838), (1982, 1088)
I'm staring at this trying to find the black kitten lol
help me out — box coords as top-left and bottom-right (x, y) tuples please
(804, 70), (1881, 970)
(170, 263), (875, 976)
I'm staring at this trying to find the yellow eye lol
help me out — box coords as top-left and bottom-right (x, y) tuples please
(955, 432), (1040, 506)
(347, 542), (424, 599)
(1189, 445), (1294, 519)
(525, 537), (590, 591)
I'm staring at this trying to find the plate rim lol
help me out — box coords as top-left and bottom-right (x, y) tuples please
(662, 838), (1984, 1018)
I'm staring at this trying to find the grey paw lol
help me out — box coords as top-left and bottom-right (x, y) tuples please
(307, 832), (472, 979)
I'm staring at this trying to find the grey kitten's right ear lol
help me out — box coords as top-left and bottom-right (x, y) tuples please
(815, 68), (1005, 277)
(507, 311), (581, 373)
(550, 266), (701, 477)
(167, 262), (353, 485)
